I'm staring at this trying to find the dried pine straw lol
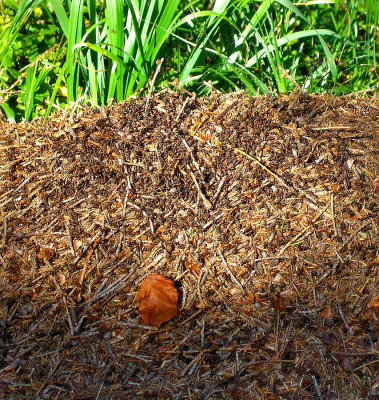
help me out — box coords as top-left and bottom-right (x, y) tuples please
(0, 92), (378, 399)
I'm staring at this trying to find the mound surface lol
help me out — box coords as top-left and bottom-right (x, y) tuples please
(1, 92), (378, 399)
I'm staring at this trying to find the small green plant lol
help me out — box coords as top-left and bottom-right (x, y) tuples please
(0, 0), (378, 121)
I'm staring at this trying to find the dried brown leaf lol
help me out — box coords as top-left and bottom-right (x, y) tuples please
(73, 239), (82, 251)
(367, 296), (379, 309)
(136, 273), (179, 327)
(320, 306), (333, 318)
(37, 247), (55, 261)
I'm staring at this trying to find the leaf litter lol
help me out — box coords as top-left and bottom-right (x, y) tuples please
(0, 91), (378, 399)
(137, 273), (178, 327)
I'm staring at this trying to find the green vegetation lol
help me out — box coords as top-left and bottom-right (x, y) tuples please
(0, 0), (378, 122)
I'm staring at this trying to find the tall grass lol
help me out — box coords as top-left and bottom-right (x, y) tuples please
(0, 0), (378, 121)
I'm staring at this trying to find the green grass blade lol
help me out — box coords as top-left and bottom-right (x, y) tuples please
(66, 0), (84, 102)
(255, 28), (286, 92)
(23, 62), (52, 120)
(49, 0), (69, 38)
(0, 102), (16, 123)
(178, 9), (234, 85)
(106, 0), (125, 102)
(0, 0), (42, 68)
(123, 0), (149, 96)
(74, 42), (146, 74)
(149, 0), (181, 60)
(23, 64), (37, 120)
(179, 0), (234, 86)
(44, 60), (69, 121)
(246, 29), (340, 67)
(228, 0), (274, 64)
(232, 65), (270, 93)
(275, 0), (337, 78)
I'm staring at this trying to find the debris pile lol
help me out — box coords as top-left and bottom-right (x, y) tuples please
(1, 92), (378, 399)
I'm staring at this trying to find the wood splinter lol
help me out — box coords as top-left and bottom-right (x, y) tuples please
(190, 171), (213, 210)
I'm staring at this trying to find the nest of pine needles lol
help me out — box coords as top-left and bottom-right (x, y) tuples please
(0, 91), (378, 399)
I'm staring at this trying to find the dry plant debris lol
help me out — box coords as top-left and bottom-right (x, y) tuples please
(137, 273), (179, 327)
(0, 91), (378, 399)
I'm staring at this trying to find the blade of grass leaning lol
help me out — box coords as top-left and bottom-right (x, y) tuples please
(179, 0), (234, 86)
(170, 11), (239, 86)
(0, 102), (16, 123)
(74, 42), (146, 77)
(80, 14), (107, 105)
(121, 0), (176, 96)
(228, 63), (271, 94)
(164, 24), (270, 92)
(208, 67), (242, 91)
(275, 0), (337, 78)
(44, 60), (69, 121)
(106, 0), (125, 102)
(73, 40), (147, 101)
(123, 0), (150, 96)
(154, 10), (230, 57)
(83, 0), (107, 105)
(48, 0), (69, 38)
(138, 0), (156, 58)
(66, 0), (85, 103)
(85, 0), (99, 105)
(24, 63), (38, 120)
(23, 62), (52, 120)
(0, 0), (42, 68)
(254, 29), (286, 92)
(246, 29), (340, 67)
(147, 0), (182, 63)
(227, 0), (274, 64)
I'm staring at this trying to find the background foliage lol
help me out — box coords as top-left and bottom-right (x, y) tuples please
(0, 0), (378, 121)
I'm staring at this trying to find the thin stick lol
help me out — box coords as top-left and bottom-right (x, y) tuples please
(277, 202), (331, 256)
(212, 100), (239, 123)
(190, 171), (213, 210)
(227, 144), (291, 190)
(217, 248), (245, 292)
(34, 351), (67, 399)
(144, 58), (164, 117)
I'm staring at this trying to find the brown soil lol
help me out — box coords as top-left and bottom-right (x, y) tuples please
(0, 92), (378, 400)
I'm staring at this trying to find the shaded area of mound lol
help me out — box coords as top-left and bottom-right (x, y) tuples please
(0, 92), (378, 399)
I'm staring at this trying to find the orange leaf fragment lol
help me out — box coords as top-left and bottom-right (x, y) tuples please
(37, 247), (55, 261)
(273, 294), (286, 312)
(73, 239), (82, 251)
(367, 296), (379, 309)
(255, 293), (264, 303)
(184, 259), (201, 273)
(199, 131), (207, 141)
(136, 274), (179, 327)
(320, 306), (333, 318)
(246, 292), (255, 303)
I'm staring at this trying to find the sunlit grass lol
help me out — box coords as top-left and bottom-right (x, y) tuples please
(0, 0), (377, 121)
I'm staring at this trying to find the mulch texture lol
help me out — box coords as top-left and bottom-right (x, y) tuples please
(0, 92), (378, 399)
